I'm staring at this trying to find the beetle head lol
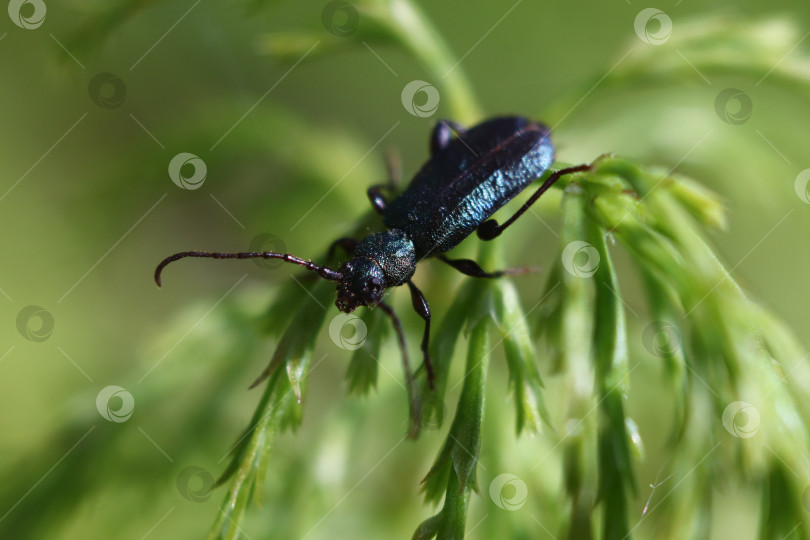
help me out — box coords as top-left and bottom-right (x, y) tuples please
(335, 257), (386, 312)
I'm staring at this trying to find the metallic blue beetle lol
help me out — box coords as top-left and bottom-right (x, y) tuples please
(156, 116), (589, 410)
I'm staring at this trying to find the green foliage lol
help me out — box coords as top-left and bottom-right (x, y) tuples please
(196, 5), (810, 535)
(4, 2), (810, 540)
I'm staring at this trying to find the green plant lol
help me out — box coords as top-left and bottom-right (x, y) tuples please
(202, 3), (810, 539)
(5, 3), (809, 540)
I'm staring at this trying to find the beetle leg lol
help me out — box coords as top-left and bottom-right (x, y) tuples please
(407, 281), (435, 390)
(437, 254), (541, 278)
(430, 119), (467, 155)
(378, 301), (422, 438)
(438, 255), (503, 277)
(367, 185), (390, 214)
(367, 151), (402, 215)
(367, 149), (403, 215)
(477, 164), (592, 240)
(327, 237), (359, 260)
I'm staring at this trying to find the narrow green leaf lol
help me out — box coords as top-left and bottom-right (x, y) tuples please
(450, 317), (489, 495)
(435, 466), (473, 540)
(207, 279), (332, 539)
(589, 219), (635, 539)
(346, 307), (387, 395)
(206, 373), (281, 540)
(412, 512), (441, 540)
(759, 463), (809, 539)
(492, 278), (547, 435)
(421, 306), (490, 527)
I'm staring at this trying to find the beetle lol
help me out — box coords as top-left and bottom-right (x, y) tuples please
(155, 116), (589, 420)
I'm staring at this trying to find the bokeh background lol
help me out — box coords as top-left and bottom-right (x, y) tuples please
(2, 0), (810, 538)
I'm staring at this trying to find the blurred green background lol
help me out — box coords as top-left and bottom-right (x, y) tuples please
(2, 0), (810, 538)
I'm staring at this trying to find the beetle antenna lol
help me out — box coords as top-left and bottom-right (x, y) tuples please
(154, 250), (343, 286)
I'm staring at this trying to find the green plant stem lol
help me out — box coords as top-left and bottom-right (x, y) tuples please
(436, 317), (490, 540)
(377, 0), (481, 122)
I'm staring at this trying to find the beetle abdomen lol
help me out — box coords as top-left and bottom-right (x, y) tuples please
(383, 116), (554, 258)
